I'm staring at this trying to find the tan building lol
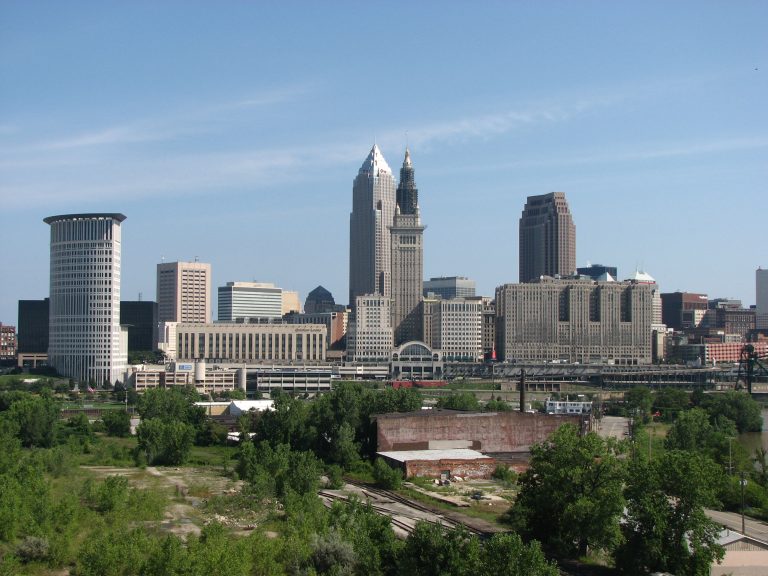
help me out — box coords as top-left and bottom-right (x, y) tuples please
(496, 277), (653, 365)
(282, 290), (301, 315)
(175, 322), (326, 363)
(157, 261), (211, 324)
(347, 294), (393, 362)
(429, 297), (483, 362)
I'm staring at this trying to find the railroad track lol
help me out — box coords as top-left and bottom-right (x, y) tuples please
(320, 480), (486, 537)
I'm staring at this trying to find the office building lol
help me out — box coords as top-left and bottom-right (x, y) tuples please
(758, 268), (768, 330)
(157, 261), (211, 324)
(218, 282), (283, 321)
(45, 213), (127, 384)
(423, 276), (476, 299)
(390, 149), (425, 345)
(0, 324), (16, 362)
(346, 294), (393, 362)
(120, 301), (158, 352)
(481, 298), (496, 359)
(282, 290), (301, 315)
(285, 310), (348, 350)
(661, 292), (708, 331)
(496, 277), (653, 365)
(349, 144), (396, 305)
(428, 297), (483, 362)
(304, 286), (338, 314)
(17, 298), (49, 354)
(577, 264), (618, 282)
(519, 192), (576, 283)
(175, 322), (326, 363)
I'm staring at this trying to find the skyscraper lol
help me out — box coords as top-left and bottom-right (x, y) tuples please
(390, 149), (425, 344)
(217, 282), (283, 321)
(157, 261), (211, 324)
(349, 144), (396, 306)
(519, 192), (576, 283)
(45, 213), (127, 385)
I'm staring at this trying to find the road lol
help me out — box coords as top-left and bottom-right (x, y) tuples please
(706, 509), (768, 543)
(595, 415), (629, 440)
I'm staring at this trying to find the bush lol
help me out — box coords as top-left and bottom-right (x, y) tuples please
(373, 458), (402, 490)
(491, 464), (517, 485)
(327, 464), (344, 489)
(136, 418), (195, 465)
(16, 536), (50, 563)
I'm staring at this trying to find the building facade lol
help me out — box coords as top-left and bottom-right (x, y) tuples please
(285, 310), (348, 349)
(17, 298), (49, 354)
(120, 300), (158, 352)
(423, 276), (476, 299)
(282, 291), (301, 315)
(217, 282), (283, 321)
(519, 192), (576, 283)
(390, 149), (425, 345)
(429, 297), (483, 362)
(45, 213), (127, 384)
(304, 286), (338, 314)
(577, 264), (618, 281)
(157, 261), (211, 325)
(758, 268), (768, 330)
(496, 277), (653, 365)
(661, 291), (708, 331)
(346, 294), (393, 362)
(349, 144), (397, 306)
(175, 322), (326, 363)
(0, 324), (16, 362)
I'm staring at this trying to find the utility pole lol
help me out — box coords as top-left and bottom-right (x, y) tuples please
(741, 471), (747, 534)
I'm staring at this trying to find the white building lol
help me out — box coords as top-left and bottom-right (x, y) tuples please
(347, 294), (393, 362)
(429, 297), (483, 362)
(218, 282), (283, 321)
(44, 213), (127, 385)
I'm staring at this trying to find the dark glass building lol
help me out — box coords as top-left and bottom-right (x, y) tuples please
(519, 192), (576, 283)
(17, 298), (49, 353)
(304, 286), (337, 314)
(120, 301), (158, 352)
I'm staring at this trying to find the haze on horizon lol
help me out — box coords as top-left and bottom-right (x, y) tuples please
(1, 1), (766, 325)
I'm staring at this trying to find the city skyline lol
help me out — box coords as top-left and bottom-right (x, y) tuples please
(1, 2), (767, 325)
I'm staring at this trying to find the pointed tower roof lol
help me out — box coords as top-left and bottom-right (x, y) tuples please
(359, 144), (391, 175)
(403, 147), (412, 167)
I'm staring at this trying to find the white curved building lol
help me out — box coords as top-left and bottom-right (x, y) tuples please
(45, 213), (127, 385)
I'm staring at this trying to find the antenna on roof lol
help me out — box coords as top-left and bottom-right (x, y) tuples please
(195, 255), (199, 262)
(138, 292), (142, 302)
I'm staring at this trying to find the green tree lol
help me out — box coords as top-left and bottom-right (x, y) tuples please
(653, 388), (689, 422)
(436, 392), (479, 411)
(504, 424), (626, 556)
(399, 523), (482, 576)
(136, 418), (195, 465)
(625, 386), (652, 423)
(1, 393), (59, 448)
(615, 450), (725, 576)
(373, 458), (402, 490)
(102, 409), (131, 437)
(480, 533), (558, 576)
(701, 391), (762, 433)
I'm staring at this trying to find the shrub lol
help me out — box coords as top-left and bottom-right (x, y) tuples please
(491, 464), (517, 485)
(16, 536), (50, 563)
(373, 458), (402, 490)
(102, 410), (131, 437)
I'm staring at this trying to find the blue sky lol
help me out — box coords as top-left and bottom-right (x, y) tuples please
(1, 1), (767, 325)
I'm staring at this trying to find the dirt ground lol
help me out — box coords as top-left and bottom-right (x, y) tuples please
(81, 465), (251, 539)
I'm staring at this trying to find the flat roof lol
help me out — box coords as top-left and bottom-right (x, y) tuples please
(44, 213), (127, 224)
(377, 449), (492, 463)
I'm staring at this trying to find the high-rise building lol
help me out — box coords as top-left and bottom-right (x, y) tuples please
(496, 277), (653, 365)
(120, 301), (158, 352)
(304, 286), (337, 314)
(349, 145), (396, 306)
(17, 298), (49, 354)
(757, 268), (768, 330)
(218, 282), (283, 321)
(390, 149), (425, 345)
(157, 261), (211, 324)
(282, 291), (301, 315)
(45, 213), (127, 384)
(428, 297), (483, 362)
(346, 294), (393, 362)
(423, 276), (476, 299)
(519, 192), (576, 283)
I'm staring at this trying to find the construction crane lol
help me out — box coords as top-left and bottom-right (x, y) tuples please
(736, 344), (768, 394)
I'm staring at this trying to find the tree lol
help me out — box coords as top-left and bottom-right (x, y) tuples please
(2, 393), (59, 448)
(504, 424), (626, 557)
(399, 523), (482, 576)
(701, 391), (762, 433)
(136, 418), (195, 465)
(625, 386), (652, 423)
(652, 388), (689, 422)
(436, 392), (479, 411)
(480, 533), (558, 576)
(373, 458), (402, 490)
(615, 450), (725, 576)
(102, 410), (131, 437)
